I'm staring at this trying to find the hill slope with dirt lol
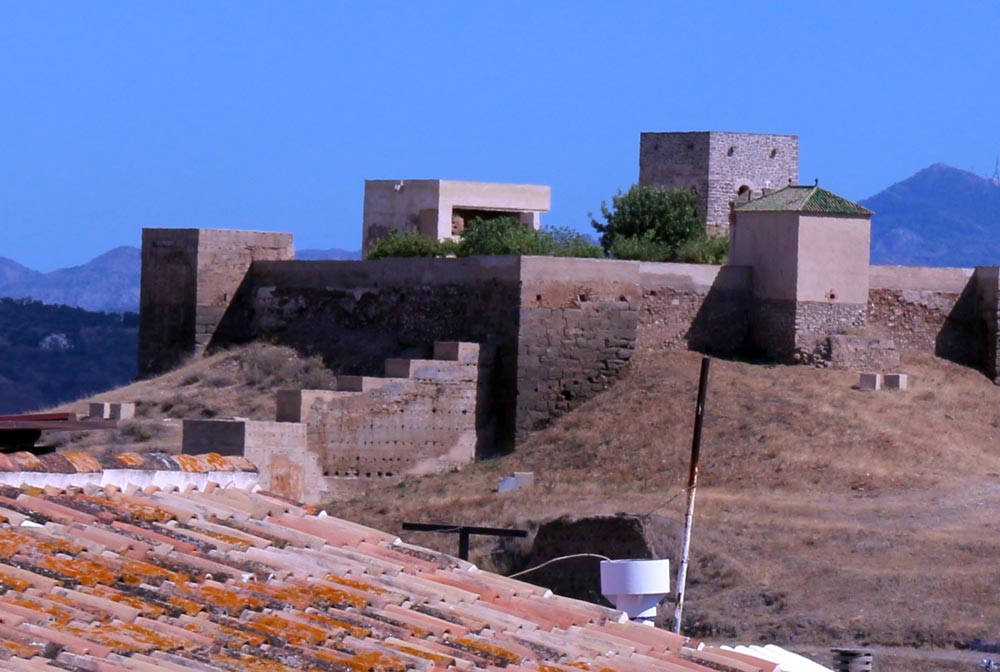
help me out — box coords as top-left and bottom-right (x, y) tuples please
(51, 345), (1000, 670)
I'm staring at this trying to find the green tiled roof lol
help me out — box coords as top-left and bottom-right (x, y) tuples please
(735, 184), (873, 216)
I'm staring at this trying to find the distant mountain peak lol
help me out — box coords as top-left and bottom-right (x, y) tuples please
(863, 163), (1000, 267)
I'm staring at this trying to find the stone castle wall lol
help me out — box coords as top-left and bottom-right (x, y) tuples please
(140, 230), (1000, 461)
(866, 265), (981, 366)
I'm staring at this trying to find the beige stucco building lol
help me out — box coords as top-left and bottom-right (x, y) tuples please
(362, 179), (551, 254)
(731, 184), (873, 359)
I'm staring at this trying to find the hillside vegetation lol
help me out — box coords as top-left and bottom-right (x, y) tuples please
(0, 298), (138, 414)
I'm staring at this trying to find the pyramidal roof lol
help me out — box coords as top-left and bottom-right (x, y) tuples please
(735, 184), (873, 216)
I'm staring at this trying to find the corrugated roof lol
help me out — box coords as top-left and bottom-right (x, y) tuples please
(735, 184), (873, 216)
(0, 452), (256, 474)
(0, 483), (782, 671)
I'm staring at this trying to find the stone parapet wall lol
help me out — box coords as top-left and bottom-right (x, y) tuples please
(866, 264), (982, 368)
(637, 263), (751, 354)
(976, 267), (1000, 379)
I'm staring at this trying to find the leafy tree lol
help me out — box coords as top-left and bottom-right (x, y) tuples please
(591, 185), (706, 260)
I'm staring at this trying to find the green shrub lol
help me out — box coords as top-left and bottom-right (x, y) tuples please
(676, 235), (729, 264)
(608, 231), (675, 261)
(592, 185), (706, 260)
(457, 217), (549, 256)
(366, 231), (450, 260)
(544, 226), (604, 258)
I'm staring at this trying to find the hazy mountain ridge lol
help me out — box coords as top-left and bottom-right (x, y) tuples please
(0, 245), (361, 312)
(862, 163), (1000, 267)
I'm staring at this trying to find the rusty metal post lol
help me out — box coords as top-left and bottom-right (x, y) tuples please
(672, 356), (711, 634)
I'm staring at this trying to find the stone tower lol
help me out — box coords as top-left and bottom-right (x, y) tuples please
(138, 228), (294, 376)
(639, 131), (799, 235)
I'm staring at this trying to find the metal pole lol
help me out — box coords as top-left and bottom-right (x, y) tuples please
(673, 356), (711, 634)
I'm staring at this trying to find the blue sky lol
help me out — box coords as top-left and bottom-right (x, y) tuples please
(2, 2), (999, 270)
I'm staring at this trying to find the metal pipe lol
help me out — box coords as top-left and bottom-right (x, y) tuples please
(672, 356), (711, 634)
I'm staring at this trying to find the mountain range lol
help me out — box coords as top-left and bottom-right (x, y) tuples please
(0, 246), (360, 313)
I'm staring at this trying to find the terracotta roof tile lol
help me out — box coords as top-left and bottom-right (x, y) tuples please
(0, 483), (785, 672)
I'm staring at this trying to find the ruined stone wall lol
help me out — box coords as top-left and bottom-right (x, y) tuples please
(516, 257), (641, 433)
(866, 265), (979, 365)
(273, 343), (488, 502)
(637, 263), (751, 354)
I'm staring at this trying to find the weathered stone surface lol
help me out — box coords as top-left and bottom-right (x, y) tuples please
(827, 335), (900, 372)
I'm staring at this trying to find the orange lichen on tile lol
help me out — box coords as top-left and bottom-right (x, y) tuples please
(91, 494), (177, 524)
(38, 555), (118, 587)
(89, 585), (166, 619)
(248, 612), (329, 646)
(178, 582), (265, 613)
(333, 647), (411, 672)
(324, 573), (388, 595)
(299, 610), (370, 639)
(0, 636), (42, 660)
(113, 453), (149, 468)
(178, 525), (252, 549)
(450, 636), (523, 666)
(166, 594), (204, 616)
(239, 578), (368, 611)
(3, 595), (75, 626)
(0, 528), (80, 559)
(61, 452), (104, 473)
(0, 573), (31, 592)
(119, 558), (189, 586)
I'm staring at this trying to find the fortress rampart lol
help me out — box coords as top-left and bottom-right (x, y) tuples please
(139, 228), (1000, 455)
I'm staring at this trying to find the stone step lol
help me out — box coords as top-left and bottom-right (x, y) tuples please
(432, 341), (481, 364)
(333, 375), (403, 392)
(384, 358), (476, 382)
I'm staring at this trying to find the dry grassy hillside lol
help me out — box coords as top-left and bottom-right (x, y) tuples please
(53, 345), (1000, 671)
(333, 350), (1000, 670)
(49, 343), (333, 453)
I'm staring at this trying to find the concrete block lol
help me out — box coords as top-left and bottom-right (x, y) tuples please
(858, 373), (881, 391)
(89, 403), (111, 420)
(109, 403), (135, 420)
(497, 472), (535, 493)
(884, 373), (908, 390)
(497, 476), (518, 493)
(514, 472), (535, 489)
